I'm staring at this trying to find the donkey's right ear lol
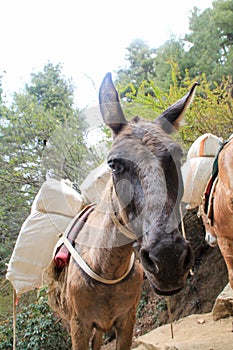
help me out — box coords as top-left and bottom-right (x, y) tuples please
(99, 73), (127, 137)
(155, 83), (198, 134)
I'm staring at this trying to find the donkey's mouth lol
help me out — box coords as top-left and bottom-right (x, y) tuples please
(144, 271), (185, 296)
(152, 285), (183, 296)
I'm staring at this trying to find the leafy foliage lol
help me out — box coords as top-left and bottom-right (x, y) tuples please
(212, 0), (233, 72)
(0, 63), (101, 277)
(116, 0), (233, 146)
(184, 7), (223, 83)
(0, 288), (71, 349)
(151, 38), (187, 91)
(180, 75), (233, 145)
(0, 63), (103, 346)
(119, 64), (232, 150)
(116, 39), (156, 98)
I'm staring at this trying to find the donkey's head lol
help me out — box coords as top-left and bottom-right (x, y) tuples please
(99, 73), (195, 296)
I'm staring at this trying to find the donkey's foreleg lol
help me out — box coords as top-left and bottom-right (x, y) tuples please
(115, 309), (136, 350)
(217, 236), (233, 288)
(91, 329), (103, 350)
(70, 315), (92, 350)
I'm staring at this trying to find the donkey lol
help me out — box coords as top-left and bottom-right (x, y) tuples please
(48, 73), (195, 349)
(199, 136), (233, 288)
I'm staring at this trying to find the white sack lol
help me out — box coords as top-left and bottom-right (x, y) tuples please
(181, 157), (215, 209)
(6, 211), (72, 295)
(80, 162), (111, 204)
(6, 178), (84, 296)
(32, 178), (84, 217)
(187, 133), (220, 159)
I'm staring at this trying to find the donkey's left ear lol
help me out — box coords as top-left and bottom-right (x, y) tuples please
(155, 83), (198, 134)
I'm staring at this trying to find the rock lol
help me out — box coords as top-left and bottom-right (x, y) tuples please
(212, 283), (233, 321)
(197, 318), (205, 324)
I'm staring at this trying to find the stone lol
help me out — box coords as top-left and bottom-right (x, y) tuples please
(212, 283), (233, 321)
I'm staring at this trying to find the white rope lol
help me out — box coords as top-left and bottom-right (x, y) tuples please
(110, 212), (138, 240)
(180, 205), (194, 277)
(108, 180), (138, 241)
(180, 205), (187, 240)
(166, 297), (174, 339)
(13, 288), (17, 350)
(59, 233), (135, 285)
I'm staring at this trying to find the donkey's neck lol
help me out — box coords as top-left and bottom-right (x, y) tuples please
(76, 180), (135, 280)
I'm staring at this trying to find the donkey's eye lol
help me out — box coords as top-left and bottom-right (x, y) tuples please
(108, 159), (124, 174)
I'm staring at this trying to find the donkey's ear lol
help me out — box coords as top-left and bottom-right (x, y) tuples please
(155, 83), (198, 134)
(99, 73), (127, 137)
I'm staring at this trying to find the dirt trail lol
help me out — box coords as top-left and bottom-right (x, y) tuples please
(133, 313), (233, 350)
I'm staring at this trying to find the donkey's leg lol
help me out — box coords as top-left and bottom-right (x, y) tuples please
(217, 236), (233, 288)
(70, 315), (92, 350)
(91, 329), (103, 350)
(115, 309), (136, 350)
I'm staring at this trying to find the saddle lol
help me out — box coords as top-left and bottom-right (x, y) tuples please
(54, 204), (95, 272)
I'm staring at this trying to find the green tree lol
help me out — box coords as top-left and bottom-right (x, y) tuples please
(0, 63), (100, 275)
(184, 6), (223, 82)
(116, 39), (156, 98)
(116, 1), (233, 94)
(184, 0), (233, 82)
(0, 63), (104, 347)
(153, 38), (186, 90)
(212, 0), (233, 77)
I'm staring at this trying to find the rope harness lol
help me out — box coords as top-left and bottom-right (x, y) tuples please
(58, 181), (137, 285)
(58, 233), (135, 285)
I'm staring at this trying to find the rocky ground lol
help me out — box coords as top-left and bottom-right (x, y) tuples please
(134, 313), (233, 350)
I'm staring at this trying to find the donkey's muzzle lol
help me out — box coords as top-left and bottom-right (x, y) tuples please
(140, 238), (194, 295)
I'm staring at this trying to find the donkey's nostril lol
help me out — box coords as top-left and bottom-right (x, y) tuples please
(182, 244), (194, 271)
(140, 249), (159, 274)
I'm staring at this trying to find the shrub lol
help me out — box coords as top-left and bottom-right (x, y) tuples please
(0, 288), (71, 350)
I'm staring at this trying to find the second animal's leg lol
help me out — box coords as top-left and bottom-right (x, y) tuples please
(91, 329), (103, 350)
(70, 315), (92, 350)
(217, 236), (233, 288)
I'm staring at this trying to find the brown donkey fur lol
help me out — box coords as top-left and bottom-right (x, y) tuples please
(47, 73), (196, 349)
(201, 137), (233, 288)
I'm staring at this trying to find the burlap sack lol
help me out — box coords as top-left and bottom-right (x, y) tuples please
(6, 179), (84, 295)
(32, 178), (84, 217)
(181, 157), (215, 209)
(187, 133), (220, 159)
(80, 162), (111, 204)
(181, 133), (221, 209)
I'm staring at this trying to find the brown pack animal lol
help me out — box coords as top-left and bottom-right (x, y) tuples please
(47, 73), (195, 349)
(199, 136), (233, 288)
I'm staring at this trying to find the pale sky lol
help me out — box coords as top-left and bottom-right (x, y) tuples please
(0, 0), (213, 108)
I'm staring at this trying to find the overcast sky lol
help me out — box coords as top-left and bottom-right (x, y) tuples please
(1, 0), (213, 107)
